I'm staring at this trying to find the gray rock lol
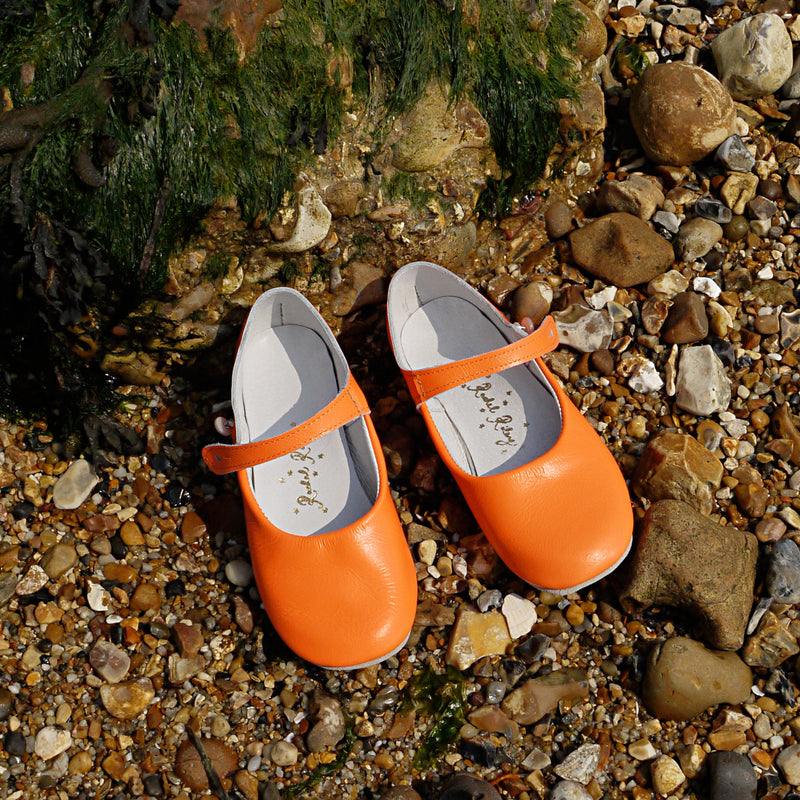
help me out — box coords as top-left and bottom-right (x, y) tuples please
(52, 459), (98, 510)
(552, 306), (613, 353)
(641, 636), (752, 721)
(766, 539), (800, 603)
(553, 743), (600, 784)
(675, 345), (731, 416)
(652, 209), (680, 233)
(550, 780), (593, 800)
(709, 752), (756, 800)
(712, 13), (793, 100)
(715, 135), (755, 173)
(616, 499), (758, 650)
(306, 689), (346, 752)
(777, 743), (800, 786)
(674, 217), (723, 262)
(694, 196), (732, 224)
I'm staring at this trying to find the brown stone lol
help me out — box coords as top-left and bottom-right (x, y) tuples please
(544, 201), (573, 240)
(632, 432), (723, 515)
(630, 63), (736, 166)
(741, 610), (800, 668)
(119, 520), (144, 546)
(560, 80), (606, 138)
(486, 274), (521, 307)
(641, 294), (672, 335)
(82, 514), (121, 533)
(102, 752), (126, 780)
(772, 404), (800, 465)
(232, 595), (254, 634)
(510, 282), (551, 328)
(661, 292), (709, 344)
(734, 483), (769, 518)
(130, 583), (161, 612)
(569, 213), (673, 287)
(446, 607), (512, 670)
(597, 174), (665, 220)
(642, 637), (752, 722)
(501, 667), (589, 724)
(172, 621), (204, 657)
(180, 510), (207, 543)
(572, 0), (607, 60)
(174, 737), (239, 791)
(100, 678), (155, 720)
(616, 500), (758, 650)
(331, 261), (387, 316)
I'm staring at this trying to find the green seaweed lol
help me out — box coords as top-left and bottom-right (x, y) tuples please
(610, 38), (649, 80)
(386, 171), (436, 210)
(402, 664), (467, 769)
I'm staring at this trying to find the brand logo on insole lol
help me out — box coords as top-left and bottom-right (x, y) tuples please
(464, 382), (529, 452)
(279, 447), (328, 514)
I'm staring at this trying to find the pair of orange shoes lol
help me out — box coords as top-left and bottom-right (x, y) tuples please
(202, 261), (633, 669)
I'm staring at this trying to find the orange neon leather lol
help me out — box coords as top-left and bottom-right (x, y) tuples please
(415, 357), (633, 591)
(203, 374), (370, 474)
(232, 417), (417, 669)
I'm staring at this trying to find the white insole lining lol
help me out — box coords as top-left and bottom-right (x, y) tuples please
(236, 324), (372, 535)
(400, 297), (562, 476)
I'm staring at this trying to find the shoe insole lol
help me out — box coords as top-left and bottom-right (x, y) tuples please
(237, 324), (372, 535)
(400, 296), (562, 476)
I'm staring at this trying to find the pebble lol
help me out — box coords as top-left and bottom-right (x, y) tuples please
(661, 291), (708, 344)
(674, 217), (723, 262)
(52, 459), (98, 509)
(550, 780), (592, 800)
(501, 593), (537, 639)
(715, 135), (756, 173)
(641, 637), (752, 720)
(553, 743), (600, 784)
(89, 641), (131, 683)
(34, 727), (72, 761)
(270, 740), (298, 766)
(174, 737), (239, 791)
(130, 582), (161, 611)
(446, 608), (513, 670)
(544, 200), (573, 239)
(741, 610), (799, 667)
(712, 13), (793, 100)
(766, 539), (800, 603)
(675, 345), (731, 416)
(777, 744), (800, 786)
(501, 667), (589, 724)
(709, 751), (757, 800)
(225, 559), (253, 587)
(651, 755), (686, 795)
(16, 565), (48, 595)
(100, 678), (155, 719)
(440, 774), (501, 800)
(306, 689), (346, 752)
(553, 306), (613, 353)
(39, 542), (78, 580)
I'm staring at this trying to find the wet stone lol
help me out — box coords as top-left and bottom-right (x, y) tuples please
(89, 640), (131, 683)
(4, 729), (26, 756)
(631, 432), (723, 515)
(766, 539), (800, 603)
(708, 751), (756, 800)
(180, 510), (207, 543)
(460, 736), (502, 767)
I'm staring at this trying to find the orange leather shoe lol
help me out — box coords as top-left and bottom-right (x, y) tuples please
(203, 288), (417, 669)
(387, 261), (633, 592)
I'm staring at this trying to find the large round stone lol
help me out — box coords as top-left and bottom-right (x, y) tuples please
(712, 13), (792, 100)
(630, 63), (735, 166)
